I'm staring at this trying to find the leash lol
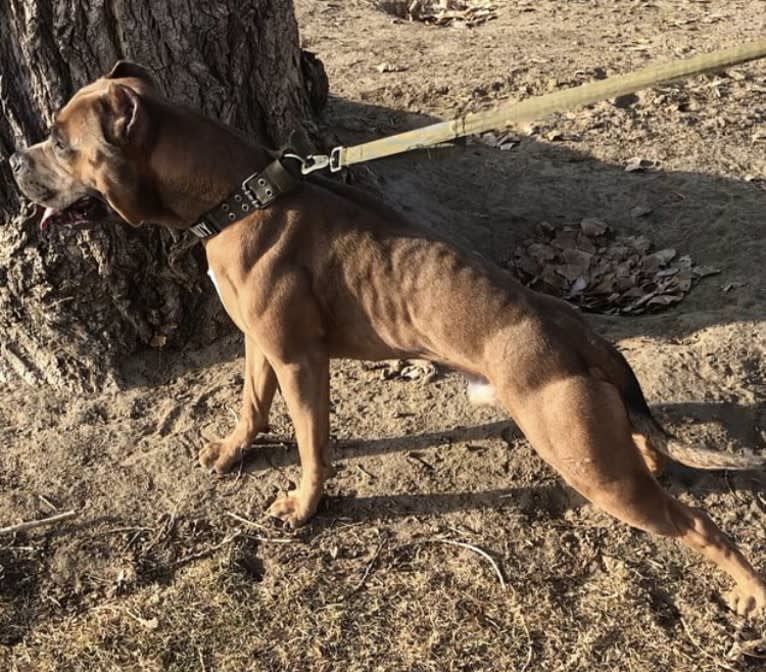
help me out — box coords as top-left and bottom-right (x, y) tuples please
(191, 38), (766, 240)
(295, 38), (766, 174)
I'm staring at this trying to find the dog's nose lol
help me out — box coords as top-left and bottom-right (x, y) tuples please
(9, 152), (26, 174)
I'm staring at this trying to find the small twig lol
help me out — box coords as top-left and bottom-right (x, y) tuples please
(680, 617), (739, 672)
(222, 449), (247, 491)
(104, 526), (154, 535)
(0, 510), (78, 535)
(233, 448), (245, 483)
(224, 511), (300, 543)
(1, 545), (35, 553)
(44, 296), (76, 309)
(225, 511), (270, 530)
(427, 538), (506, 589)
(123, 609), (159, 630)
(168, 532), (242, 568)
(754, 490), (766, 514)
(144, 508), (178, 553)
(356, 464), (377, 481)
(406, 451), (434, 471)
(38, 495), (58, 512)
(509, 583), (534, 672)
(347, 534), (388, 596)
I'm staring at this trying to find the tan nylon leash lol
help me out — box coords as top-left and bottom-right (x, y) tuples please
(298, 38), (766, 174)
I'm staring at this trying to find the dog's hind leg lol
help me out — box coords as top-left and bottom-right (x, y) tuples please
(504, 375), (766, 617)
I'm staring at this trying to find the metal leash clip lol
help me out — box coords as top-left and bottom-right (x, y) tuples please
(283, 149), (344, 175)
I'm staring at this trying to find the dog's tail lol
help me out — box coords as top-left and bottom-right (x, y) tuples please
(614, 349), (766, 470)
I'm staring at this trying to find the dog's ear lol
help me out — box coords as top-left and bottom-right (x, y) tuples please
(105, 60), (156, 89)
(101, 83), (146, 146)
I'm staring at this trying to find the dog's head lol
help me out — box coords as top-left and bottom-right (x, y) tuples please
(10, 61), (163, 229)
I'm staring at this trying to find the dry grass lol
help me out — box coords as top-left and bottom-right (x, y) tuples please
(4, 502), (766, 671)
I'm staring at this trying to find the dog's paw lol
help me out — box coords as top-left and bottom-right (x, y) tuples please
(727, 580), (766, 617)
(268, 493), (315, 528)
(198, 440), (242, 474)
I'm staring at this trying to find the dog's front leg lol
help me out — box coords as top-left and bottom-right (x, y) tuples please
(267, 349), (331, 528)
(199, 337), (278, 473)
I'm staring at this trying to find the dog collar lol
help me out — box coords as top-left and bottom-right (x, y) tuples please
(189, 157), (301, 239)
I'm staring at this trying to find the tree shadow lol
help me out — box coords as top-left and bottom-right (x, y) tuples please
(322, 95), (766, 339)
(121, 91), (766, 392)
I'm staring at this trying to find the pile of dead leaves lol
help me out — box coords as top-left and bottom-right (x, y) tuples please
(510, 219), (720, 315)
(379, 1), (497, 27)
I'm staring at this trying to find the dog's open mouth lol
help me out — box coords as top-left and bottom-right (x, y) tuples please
(40, 196), (109, 230)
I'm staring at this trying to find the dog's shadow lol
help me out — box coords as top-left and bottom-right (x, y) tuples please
(233, 399), (766, 523)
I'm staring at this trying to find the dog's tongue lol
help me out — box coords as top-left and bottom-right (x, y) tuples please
(40, 207), (59, 230)
(39, 199), (101, 230)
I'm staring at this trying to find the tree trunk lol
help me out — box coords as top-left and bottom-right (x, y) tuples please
(0, 0), (328, 391)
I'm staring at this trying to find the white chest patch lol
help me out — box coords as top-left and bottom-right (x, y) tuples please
(207, 268), (223, 301)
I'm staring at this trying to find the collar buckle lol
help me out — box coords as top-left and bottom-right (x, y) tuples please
(242, 172), (277, 209)
(190, 157), (299, 240)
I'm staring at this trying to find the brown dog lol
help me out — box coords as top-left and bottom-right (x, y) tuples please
(11, 61), (766, 617)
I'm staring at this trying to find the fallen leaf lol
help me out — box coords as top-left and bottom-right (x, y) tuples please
(528, 242), (556, 262)
(630, 205), (653, 218)
(626, 235), (652, 254)
(541, 266), (567, 290)
(551, 229), (579, 250)
(515, 254), (540, 276)
(480, 131), (519, 150)
(653, 248), (677, 265)
(642, 255), (660, 274)
(569, 275), (588, 295)
(693, 265), (721, 279)
(625, 157), (651, 172)
(538, 221), (556, 236)
(562, 248), (593, 272)
(150, 334), (168, 348)
(648, 294), (683, 306)
(676, 269), (693, 291)
(580, 217), (608, 237)
(376, 62), (408, 73)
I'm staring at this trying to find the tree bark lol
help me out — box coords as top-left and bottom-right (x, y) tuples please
(0, 0), (327, 391)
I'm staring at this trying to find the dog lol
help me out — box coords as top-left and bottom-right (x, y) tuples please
(11, 61), (766, 617)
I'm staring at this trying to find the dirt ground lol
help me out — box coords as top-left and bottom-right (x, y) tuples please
(2, 1), (766, 670)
